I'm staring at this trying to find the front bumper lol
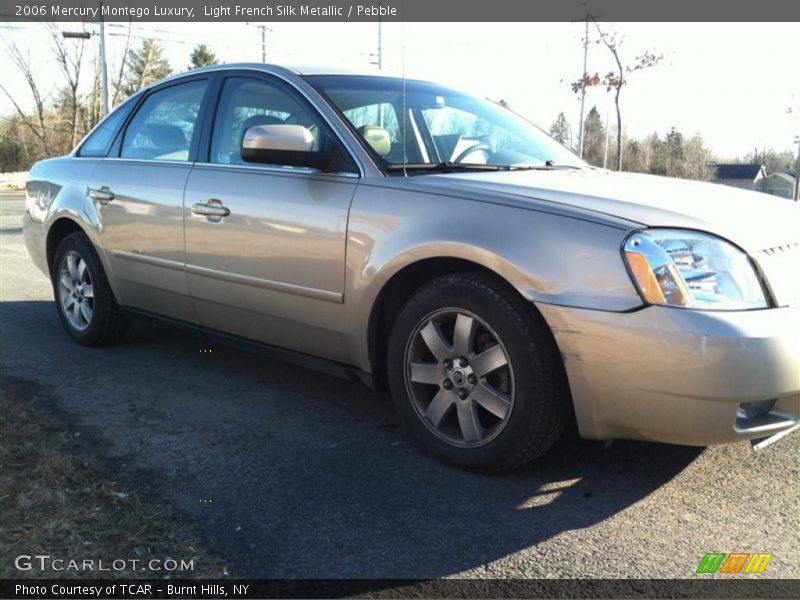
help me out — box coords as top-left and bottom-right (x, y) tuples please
(538, 304), (800, 445)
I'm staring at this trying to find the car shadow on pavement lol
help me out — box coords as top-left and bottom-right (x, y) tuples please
(0, 300), (703, 580)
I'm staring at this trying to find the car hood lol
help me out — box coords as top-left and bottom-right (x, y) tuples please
(415, 168), (800, 252)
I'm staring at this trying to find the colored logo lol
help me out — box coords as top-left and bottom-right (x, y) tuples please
(696, 552), (773, 574)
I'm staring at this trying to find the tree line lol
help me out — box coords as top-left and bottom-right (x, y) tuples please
(0, 30), (218, 173)
(549, 107), (797, 180)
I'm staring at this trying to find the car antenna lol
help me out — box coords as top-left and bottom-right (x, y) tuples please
(401, 21), (407, 177)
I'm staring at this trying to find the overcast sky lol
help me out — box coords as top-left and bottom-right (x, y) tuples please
(1, 21), (798, 158)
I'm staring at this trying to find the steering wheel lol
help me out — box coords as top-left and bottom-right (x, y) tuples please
(452, 143), (491, 164)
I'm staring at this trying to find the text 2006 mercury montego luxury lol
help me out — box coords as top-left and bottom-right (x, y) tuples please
(23, 64), (800, 471)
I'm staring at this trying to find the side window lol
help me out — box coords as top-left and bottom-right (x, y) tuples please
(77, 98), (135, 157)
(121, 80), (208, 161)
(210, 77), (325, 165)
(343, 103), (400, 161)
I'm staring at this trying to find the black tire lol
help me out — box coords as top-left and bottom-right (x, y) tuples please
(51, 232), (130, 346)
(387, 272), (571, 472)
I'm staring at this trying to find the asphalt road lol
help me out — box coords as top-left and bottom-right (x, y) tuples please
(1, 191), (798, 580)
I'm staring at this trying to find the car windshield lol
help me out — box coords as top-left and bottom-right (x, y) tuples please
(305, 75), (585, 172)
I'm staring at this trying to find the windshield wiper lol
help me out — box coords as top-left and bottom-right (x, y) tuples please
(507, 161), (582, 171)
(386, 162), (504, 173)
(386, 161), (583, 174)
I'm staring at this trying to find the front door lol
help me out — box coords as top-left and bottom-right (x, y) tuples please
(183, 74), (359, 362)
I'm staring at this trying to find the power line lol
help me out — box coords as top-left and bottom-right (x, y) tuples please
(1, 22), (259, 56)
(106, 31), (192, 46)
(105, 27), (253, 54)
(106, 23), (203, 40)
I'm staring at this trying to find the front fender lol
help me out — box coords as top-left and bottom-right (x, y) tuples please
(343, 184), (643, 372)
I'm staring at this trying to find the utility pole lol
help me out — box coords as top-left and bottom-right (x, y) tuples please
(794, 135), (799, 201)
(64, 3), (109, 116)
(260, 25), (266, 62)
(377, 17), (383, 70)
(367, 19), (383, 70)
(247, 23), (270, 62)
(577, 15), (589, 158)
(603, 90), (611, 168)
(62, 26), (109, 120)
(98, 2), (109, 115)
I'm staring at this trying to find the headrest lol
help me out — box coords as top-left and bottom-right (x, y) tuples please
(140, 124), (186, 149)
(358, 125), (391, 157)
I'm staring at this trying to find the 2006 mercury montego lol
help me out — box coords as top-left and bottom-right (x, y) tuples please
(23, 64), (800, 471)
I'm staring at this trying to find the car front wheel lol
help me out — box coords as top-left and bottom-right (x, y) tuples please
(387, 272), (571, 472)
(52, 232), (130, 346)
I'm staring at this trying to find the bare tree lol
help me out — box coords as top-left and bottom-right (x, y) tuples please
(110, 24), (133, 107)
(48, 23), (88, 148)
(86, 55), (103, 131)
(0, 39), (51, 148)
(572, 22), (662, 171)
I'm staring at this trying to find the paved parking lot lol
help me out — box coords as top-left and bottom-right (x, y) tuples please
(1, 191), (798, 579)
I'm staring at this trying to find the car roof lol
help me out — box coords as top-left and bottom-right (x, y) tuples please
(146, 62), (428, 92)
(175, 62), (398, 77)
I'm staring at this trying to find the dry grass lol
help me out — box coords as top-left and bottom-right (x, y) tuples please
(0, 377), (227, 578)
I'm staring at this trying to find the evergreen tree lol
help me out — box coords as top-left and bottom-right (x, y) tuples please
(189, 44), (219, 69)
(665, 127), (685, 178)
(645, 132), (668, 176)
(122, 39), (172, 97)
(549, 112), (573, 148)
(582, 106), (606, 167)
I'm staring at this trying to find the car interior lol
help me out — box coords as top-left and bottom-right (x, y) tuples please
(120, 82), (205, 162)
(329, 91), (503, 165)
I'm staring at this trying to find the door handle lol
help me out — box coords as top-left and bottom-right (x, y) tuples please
(191, 199), (230, 221)
(87, 186), (114, 204)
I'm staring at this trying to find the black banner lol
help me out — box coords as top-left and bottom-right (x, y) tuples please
(2, 579), (800, 599)
(2, 0), (800, 22)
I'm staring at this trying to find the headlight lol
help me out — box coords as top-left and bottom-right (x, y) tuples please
(623, 229), (768, 310)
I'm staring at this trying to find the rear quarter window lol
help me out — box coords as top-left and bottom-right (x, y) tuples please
(77, 99), (136, 158)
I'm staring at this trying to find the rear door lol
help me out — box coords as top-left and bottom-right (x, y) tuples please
(89, 75), (212, 320)
(183, 72), (359, 362)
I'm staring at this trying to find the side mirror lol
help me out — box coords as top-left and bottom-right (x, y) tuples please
(241, 124), (333, 170)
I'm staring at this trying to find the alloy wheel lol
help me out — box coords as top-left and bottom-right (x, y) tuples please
(57, 250), (94, 331)
(404, 308), (515, 447)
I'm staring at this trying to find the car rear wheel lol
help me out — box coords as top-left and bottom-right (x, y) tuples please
(387, 272), (571, 472)
(52, 232), (130, 346)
